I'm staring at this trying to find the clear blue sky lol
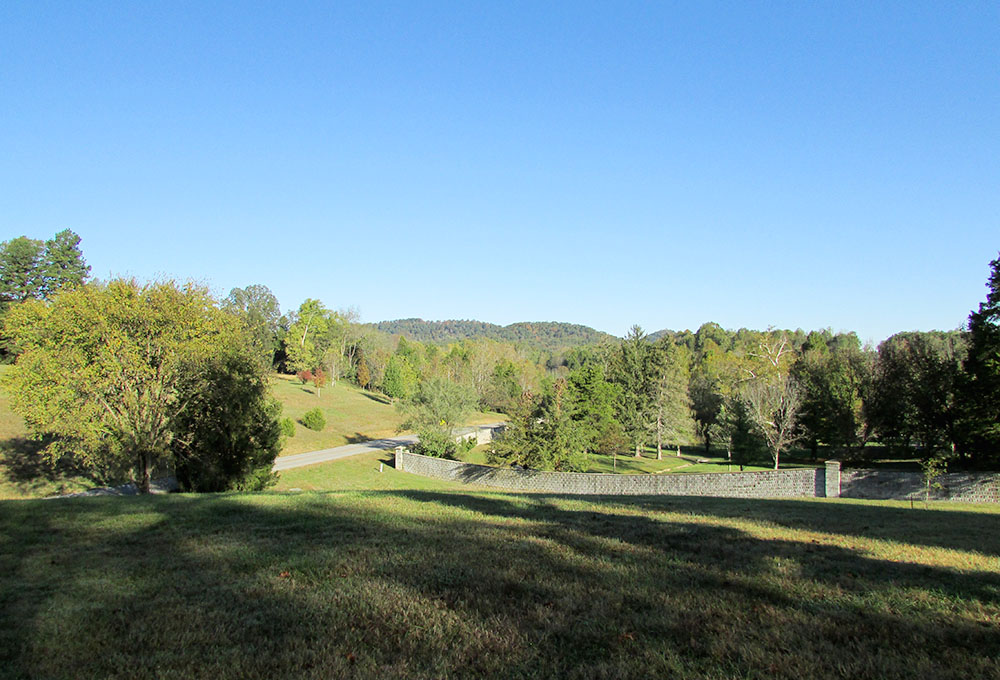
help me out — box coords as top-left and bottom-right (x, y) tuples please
(2, 1), (997, 344)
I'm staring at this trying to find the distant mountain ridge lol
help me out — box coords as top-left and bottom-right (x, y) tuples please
(373, 318), (617, 349)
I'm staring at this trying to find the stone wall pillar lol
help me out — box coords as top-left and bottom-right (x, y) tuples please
(395, 446), (406, 472)
(825, 460), (841, 498)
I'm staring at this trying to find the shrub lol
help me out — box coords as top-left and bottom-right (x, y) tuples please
(296, 369), (313, 385)
(414, 428), (457, 459)
(280, 417), (296, 438)
(301, 408), (326, 431)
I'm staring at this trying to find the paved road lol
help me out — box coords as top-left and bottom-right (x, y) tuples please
(272, 435), (419, 471)
(272, 423), (505, 472)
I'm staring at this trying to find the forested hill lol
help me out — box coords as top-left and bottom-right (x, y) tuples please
(373, 318), (617, 349)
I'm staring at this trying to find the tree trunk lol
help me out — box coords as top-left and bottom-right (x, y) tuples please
(635, 442), (641, 458)
(139, 451), (152, 494)
(656, 414), (663, 460)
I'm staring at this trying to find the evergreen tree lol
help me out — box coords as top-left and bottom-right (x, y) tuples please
(567, 363), (623, 455)
(959, 255), (1000, 463)
(0, 229), (89, 307)
(382, 354), (417, 402)
(41, 229), (90, 297)
(490, 379), (588, 471)
(613, 325), (656, 457)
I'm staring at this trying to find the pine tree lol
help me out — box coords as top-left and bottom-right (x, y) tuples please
(959, 255), (1000, 462)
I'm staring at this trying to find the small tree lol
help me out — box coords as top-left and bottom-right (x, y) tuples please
(920, 455), (947, 506)
(312, 368), (328, 397)
(382, 354), (417, 402)
(296, 369), (313, 385)
(400, 377), (477, 458)
(356, 358), (371, 390)
(740, 374), (802, 469)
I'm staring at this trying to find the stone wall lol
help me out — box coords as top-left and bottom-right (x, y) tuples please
(841, 468), (1000, 503)
(395, 452), (1000, 502)
(395, 450), (822, 498)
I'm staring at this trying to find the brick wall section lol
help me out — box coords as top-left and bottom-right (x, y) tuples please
(396, 450), (822, 498)
(841, 469), (1000, 502)
(395, 451), (1000, 502)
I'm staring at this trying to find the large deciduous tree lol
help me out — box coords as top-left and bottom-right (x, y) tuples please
(223, 284), (282, 367)
(868, 331), (965, 456)
(2, 279), (280, 492)
(735, 332), (802, 469)
(648, 339), (694, 459)
(792, 333), (873, 457)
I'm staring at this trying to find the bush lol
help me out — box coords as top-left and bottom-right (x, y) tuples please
(413, 428), (457, 459)
(301, 408), (326, 431)
(280, 417), (296, 438)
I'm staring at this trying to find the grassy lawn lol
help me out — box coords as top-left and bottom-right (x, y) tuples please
(271, 374), (505, 456)
(270, 374), (409, 455)
(273, 450), (467, 493)
(456, 443), (821, 475)
(1, 481), (998, 679)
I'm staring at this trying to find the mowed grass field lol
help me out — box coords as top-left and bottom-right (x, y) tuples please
(457, 443), (820, 475)
(268, 374), (504, 456)
(1, 460), (998, 679)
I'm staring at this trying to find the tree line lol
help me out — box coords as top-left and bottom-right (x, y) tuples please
(2, 230), (998, 489)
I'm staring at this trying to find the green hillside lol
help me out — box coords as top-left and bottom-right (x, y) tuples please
(373, 318), (617, 349)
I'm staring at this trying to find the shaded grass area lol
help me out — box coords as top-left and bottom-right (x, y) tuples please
(2, 490), (998, 679)
(0, 366), (94, 499)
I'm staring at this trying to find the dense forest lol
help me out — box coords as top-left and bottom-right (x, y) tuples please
(373, 318), (616, 350)
(3, 230), (999, 489)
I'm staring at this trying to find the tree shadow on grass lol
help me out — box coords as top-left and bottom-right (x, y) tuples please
(0, 436), (99, 494)
(1, 491), (999, 679)
(356, 391), (391, 405)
